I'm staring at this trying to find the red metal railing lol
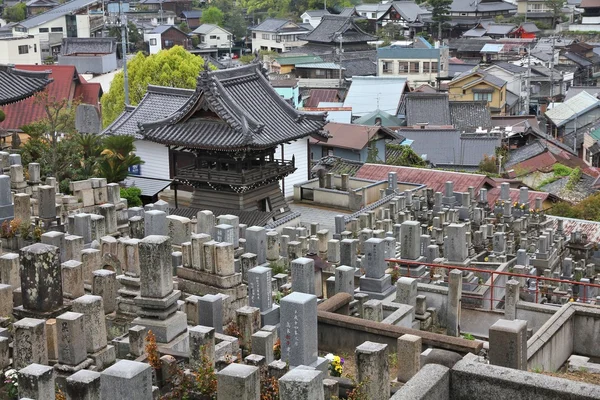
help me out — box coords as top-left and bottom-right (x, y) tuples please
(386, 258), (600, 310)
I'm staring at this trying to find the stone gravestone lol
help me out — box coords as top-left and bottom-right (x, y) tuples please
(0, 175), (14, 225)
(358, 238), (395, 300)
(279, 292), (326, 371)
(400, 221), (421, 260)
(75, 104), (102, 134)
(248, 266), (279, 326)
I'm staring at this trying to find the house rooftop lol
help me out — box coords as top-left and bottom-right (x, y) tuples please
(192, 24), (230, 35)
(141, 62), (328, 151)
(449, 101), (492, 132)
(352, 109), (402, 127)
(343, 76), (408, 117)
(303, 9), (330, 17)
(61, 37), (116, 55)
(17, 0), (101, 29)
(249, 19), (308, 33)
(300, 15), (377, 44)
(546, 91), (600, 127)
(405, 93), (451, 126)
(0, 64), (53, 106)
(304, 89), (339, 108)
(310, 122), (400, 151)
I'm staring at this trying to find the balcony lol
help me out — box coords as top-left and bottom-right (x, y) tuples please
(175, 159), (296, 186)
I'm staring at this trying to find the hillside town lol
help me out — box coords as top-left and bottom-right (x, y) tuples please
(2, 0), (600, 398)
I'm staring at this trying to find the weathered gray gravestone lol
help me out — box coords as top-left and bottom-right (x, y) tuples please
(75, 104), (102, 134)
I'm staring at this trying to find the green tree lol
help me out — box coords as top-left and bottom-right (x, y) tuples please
(378, 23), (404, 46)
(239, 54), (255, 64)
(385, 144), (427, 167)
(429, 0), (452, 39)
(100, 46), (209, 127)
(209, 0), (249, 38)
(201, 6), (225, 25)
(241, 0), (290, 17)
(178, 21), (191, 34)
(97, 135), (144, 183)
(120, 186), (143, 207)
(109, 21), (144, 53)
(2, 2), (26, 22)
(544, 0), (566, 27)
(0, 109), (5, 123)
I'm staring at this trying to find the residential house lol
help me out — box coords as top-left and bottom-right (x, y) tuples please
(294, 62), (343, 79)
(270, 78), (302, 108)
(271, 55), (323, 74)
(192, 24), (232, 51)
(355, 3), (391, 28)
(12, 0), (105, 58)
(26, 0), (59, 17)
(395, 126), (501, 169)
(144, 25), (191, 55)
(527, 65), (566, 113)
(546, 91), (600, 155)
(0, 34), (42, 64)
(343, 76), (409, 118)
(570, 0), (600, 31)
(463, 22), (516, 38)
(448, 0), (517, 31)
(249, 19), (309, 53)
(127, 11), (176, 32)
(448, 68), (508, 115)
(377, 38), (449, 87)
(379, 1), (431, 37)
(565, 85), (600, 100)
(0, 64), (101, 133)
(57, 37), (117, 74)
(300, 15), (377, 53)
(561, 42), (600, 85)
(0, 64), (51, 106)
(301, 10), (330, 28)
(180, 10), (202, 30)
(304, 88), (340, 108)
(484, 61), (527, 114)
(309, 122), (400, 163)
(510, 22), (540, 38)
(137, 0), (191, 17)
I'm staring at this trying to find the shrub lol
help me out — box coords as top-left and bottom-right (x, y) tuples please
(120, 186), (143, 207)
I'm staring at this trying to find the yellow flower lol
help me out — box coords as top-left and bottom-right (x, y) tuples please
(333, 356), (340, 364)
(484, 257), (489, 262)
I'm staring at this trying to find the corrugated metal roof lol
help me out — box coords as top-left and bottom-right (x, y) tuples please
(356, 164), (493, 194)
(343, 76), (407, 117)
(304, 89), (339, 108)
(18, 0), (100, 28)
(274, 55), (323, 65)
(124, 176), (172, 197)
(487, 187), (549, 205)
(547, 215), (600, 243)
(546, 91), (600, 127)
(481, 43), (505, 53)
(377, 46), (441, 59)
(295, 62), (342, 69)
(310, 122), (398, 150)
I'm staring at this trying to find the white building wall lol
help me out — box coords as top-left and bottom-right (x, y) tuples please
(0, 36), (42, 64)
(200, 27), (231, 48)
(250, 30), (306, 53)
(30, 17), (68, 35)
(134, 139), (171, 180)
(75, 14), (91, 38)
(144, 33), (162, 54)
(275, 139), (309, 199)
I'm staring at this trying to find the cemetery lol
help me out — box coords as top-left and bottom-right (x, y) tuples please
(1, 153), (600, 399)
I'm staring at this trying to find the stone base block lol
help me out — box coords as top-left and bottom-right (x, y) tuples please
(89, 345), (116, 371)
(131, 311), (187, 343)
(54, 358), (94, 373)
(261, 305), (280, 327)
(178, 278), (247, 324)
(116, 297), (140, 318)
(134, 290), (180, 310)
(176, 266), (242, 289)
(359, 274), (392, 292)
(356, 285), (396, 301)
(137, 304), (178, 319)
(13, 303), (71, 320)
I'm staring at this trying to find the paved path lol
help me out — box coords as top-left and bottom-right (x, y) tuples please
(289, 202), (350, 232)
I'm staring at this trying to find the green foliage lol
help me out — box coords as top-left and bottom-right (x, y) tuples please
(178, 21), (191, 33)
(191, 35), (200, 48)
(201, 6), (224, 25)
(120, 186), (143, 207)
(462, 333), (475, 340)
(428, 0), (452, 37)
(109, 21), (144, 53)
(0, 109), (5, 122)
(269, 261), (286, 275)
(534, 21), (552, 30)
(208, 0), (249, 39)
(565, 167), (581, 191)
(3, 2), (26, 22)
(101, 46), (209, 128)
(544, 0), (566, 27)
(478, 154), (498, 175)
(366, 139), (379, 163)
(385, 144), (427, 167)
(553, 163), (573, 177)
(97, 135), (144, 183)
(377, 24), (405, 46)
(239, 54), (256, 64)
(547, 192), (600, 221)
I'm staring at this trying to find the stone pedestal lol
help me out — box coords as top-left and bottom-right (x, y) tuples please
(279, 368), (324, 399)
(216, 363), (260, 400)
(356, 341), (389, 399)
(489, 319), (528, 371)
(100, 360), (153, 400)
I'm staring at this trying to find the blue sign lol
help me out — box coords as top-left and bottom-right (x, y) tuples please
(129, 164), (141, 176)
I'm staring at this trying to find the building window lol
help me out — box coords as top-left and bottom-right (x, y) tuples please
(409, 61), (419, 73)
(262, 34), (270, 40)
(34, 44), (37, 52)
(39, 28), (49, 33)
(398, 61), (408, 72)
(165, 39), (174, 47)
(150, 38), (157, 45)
(18, 45), (29, 54)
(430, 61), (438, 73)
(272, 34), (276, 40)
(371, 12), (376, 18)
(382, 61), (393, 74)
(210, 35), (217, 39)
(252, 32), (256, 38)
(474, 92), (493, 102)
(227, 35), (231, 40)
(50, 27), (63, 32)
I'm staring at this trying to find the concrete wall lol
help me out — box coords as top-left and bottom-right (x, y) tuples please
(573, 306), (600, 359)
(527, 304), (575, 372)
(391, 364), (450, 400)
(451, 360), (600, 400)
(0, 35), (42, 64)
(58, 53), (117, 74)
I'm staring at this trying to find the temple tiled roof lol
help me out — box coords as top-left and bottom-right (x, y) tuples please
(300, 15), (377, 44)
(141, 62), (328, 151)
(405, 93), (451, 126)
(102, 85), (194, 139)
(0, 64), (52, 106)
(449, 101), (492, 132)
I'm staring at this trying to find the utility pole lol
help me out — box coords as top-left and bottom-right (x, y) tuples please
(336, 32), (343, 88)
(550, 36), (556, 106)
(120, 0), (129, 105)
(525, 43), (531, 116)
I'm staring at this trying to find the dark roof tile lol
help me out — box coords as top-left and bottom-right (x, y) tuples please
(0, 64), (52, 106)
(405, 93), (451, 126)
(300, 15), (377, 44)
(449, 101), (492, 132)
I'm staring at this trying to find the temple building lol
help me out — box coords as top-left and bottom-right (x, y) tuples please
(0, 65), (52, 106)
(140, 61), (328, 225)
